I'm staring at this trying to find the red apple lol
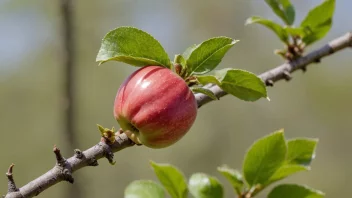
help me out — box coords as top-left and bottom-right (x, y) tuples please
(114, 65), (198, 148)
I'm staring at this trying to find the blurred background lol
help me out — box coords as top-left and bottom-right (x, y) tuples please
(1, 0), (351, 197)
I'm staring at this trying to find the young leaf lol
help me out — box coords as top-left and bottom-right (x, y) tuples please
(217, 165), (244, 195)
(301, 0), (335, 29)
(300, 0), (335, 45)
(243, 130), (286, 187)
(174, 54), (187, 68)
(268, 184), (324, 198)
(245, 16), (289, 43)
(197, 69), (267, 102)
(191, 87), (218, 100)
(96, 26), (171, 68)
(267, 138), (318, 184)
(265, 0), (295, 25)
(286, 138), (318, 166)
(185, 37), (238, 76)
(188, 173), (224, 198)
(150, 161), (188, 198)
(124, 180), (165, 198)
(302, 20), (332, 45)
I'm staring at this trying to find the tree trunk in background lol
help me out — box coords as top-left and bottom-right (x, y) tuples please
(61, 0), (81, 197)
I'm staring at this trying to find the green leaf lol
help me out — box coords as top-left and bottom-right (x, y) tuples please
(96, 26), (171, 68)
(300, 0), (335, 45)
(197, 69), (267, 102)
(265, 0), (295, 25)
(286, 138), (318, 166)
(185, 37), (238, 75)
(246, 16), (288, 43)
(268, 184), (324, 198)
(188, 173), (224, 198)
(267, 138), (317, 184)
(191, 87), (218, 100)
(268, 164), (308, 183)
(301, 0), (335, 29)
(217, 165), (243, 195)
(243, 130), (286, 187)
(302, 20), (332, 45)
(150, 161), (188, 198)
(124, 180), (165, 198)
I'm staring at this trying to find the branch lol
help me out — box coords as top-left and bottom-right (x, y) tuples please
(4, 134), (135, 198)
(196, 32), (352, 107)
(3, 32), (352, 198)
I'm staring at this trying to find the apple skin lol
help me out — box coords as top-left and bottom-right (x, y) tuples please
(114, 65), (198, 148)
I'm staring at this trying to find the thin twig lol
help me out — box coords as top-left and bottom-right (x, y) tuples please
(3, 32), (352, 198)
(6, 164), (18, 193)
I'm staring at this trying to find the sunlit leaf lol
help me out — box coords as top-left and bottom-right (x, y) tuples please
(300, 0), (335, 45)
(184, 37), (238, 75)
(243, 130), (286, 187)
(197, 68), (267, 101)
(96, 26), (171, 67)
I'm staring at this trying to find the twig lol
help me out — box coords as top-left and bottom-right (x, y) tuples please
(3, 32), (352, 198)
(6, 164), (19, 193)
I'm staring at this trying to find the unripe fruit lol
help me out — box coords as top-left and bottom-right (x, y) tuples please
(114, 65), (198, 148)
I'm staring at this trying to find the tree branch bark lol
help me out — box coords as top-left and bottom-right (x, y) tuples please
(4, 32), (352, 198)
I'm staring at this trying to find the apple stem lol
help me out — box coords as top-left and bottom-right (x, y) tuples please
(126, 123), (139, 133)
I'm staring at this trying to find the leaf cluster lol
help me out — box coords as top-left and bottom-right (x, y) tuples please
(246, 0), (335, 60)
(124, 130), (322, 198)
(96, 27), (267, 102)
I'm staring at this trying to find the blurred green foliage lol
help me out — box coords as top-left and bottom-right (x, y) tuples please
(1, 0), (352, 197)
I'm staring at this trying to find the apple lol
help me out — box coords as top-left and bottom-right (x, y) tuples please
(114, 65), (198, 148)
